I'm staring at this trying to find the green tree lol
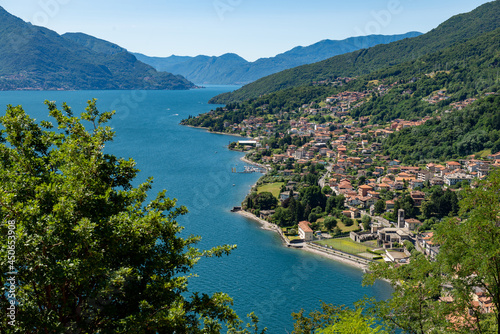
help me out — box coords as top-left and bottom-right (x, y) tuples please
(363, 254), (449, 334)
(0, 101), (259, 333)
(326, 194), (345, 214)
(435, 170), (500, 333)
(318, 308), (388, 334)
(247, 191), (278, 210)
(394, 194), (418, 218)
(361, 215), (371, 231)
(374, 199), (386, 214)
(363, 171), (500, 333)
(326, 195), (336, 214)
(323, 216), (338, 231)
(308, 212), (318, 223)
(322, 185), (333, 195)
(300, 186), (326, 210)
(421, 188), (459, 219)
(292, 303), (388, 334)
(271, 207), (292, 227)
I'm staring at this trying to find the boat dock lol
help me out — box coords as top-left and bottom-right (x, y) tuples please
(231, 165), (266, 174)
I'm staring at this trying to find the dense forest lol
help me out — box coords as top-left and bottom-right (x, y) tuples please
(383, 95), (500, 163)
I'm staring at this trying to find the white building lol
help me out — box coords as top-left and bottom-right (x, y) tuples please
(444, 172), (474, 186)
(298, 221), (314, 242)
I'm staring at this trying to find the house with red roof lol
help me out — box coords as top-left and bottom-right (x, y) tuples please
(298, 221), (314, 241)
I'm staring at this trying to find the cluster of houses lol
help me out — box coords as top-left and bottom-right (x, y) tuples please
(424, 89), (451, 104)
(222, 81), (500, 324)
(224, 80), (499, 269)
(390, 117), (432, 131)
(225, 116), (278, 136)
(449, 97), (478, 111)
(253, 128), (499, 264)
(332, 158), (495, 220)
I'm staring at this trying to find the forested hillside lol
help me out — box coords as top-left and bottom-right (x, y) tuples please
(210, 0), (500, 104)
(184, 26), (500, 162)
(0, 8), (196, 90)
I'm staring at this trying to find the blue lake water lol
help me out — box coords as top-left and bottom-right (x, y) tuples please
(0, 86), (393, 333)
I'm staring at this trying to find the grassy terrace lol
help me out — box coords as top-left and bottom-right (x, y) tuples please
(315, 237), (381, 259)
(317, 217), (361, 233)
(257, 182), (284, 199)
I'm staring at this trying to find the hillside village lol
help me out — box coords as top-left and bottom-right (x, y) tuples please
(218, 86), (500, 267)
(181, 27), (500, 324)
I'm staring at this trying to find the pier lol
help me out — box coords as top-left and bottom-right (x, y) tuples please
(231, 165), (266, 174)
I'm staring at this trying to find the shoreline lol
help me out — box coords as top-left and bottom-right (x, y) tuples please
(234, 209), (370, 270)
(240, 156), (268, 170)
(183, 124), (246, 138)
(233, 148), (371, 271)
(234, 210), (277, 232)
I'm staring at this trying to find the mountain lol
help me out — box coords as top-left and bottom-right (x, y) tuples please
(62, 32), (128, 55)
(0, 7), (196, 91)
(183, 26), (500, 162)
(134, 32), (421, 85)
(155, 53), (249, 85)
(133, 54), (193, 72)
(211, 0), (500, 104)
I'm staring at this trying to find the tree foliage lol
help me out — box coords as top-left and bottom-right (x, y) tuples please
(0, 100), (260, 333)
(363, 170), (500, 333)
(291, 303), (387, 334)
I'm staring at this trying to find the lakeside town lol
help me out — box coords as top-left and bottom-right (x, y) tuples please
(212, 85), (500, 318)
(197, 81), (499, 317)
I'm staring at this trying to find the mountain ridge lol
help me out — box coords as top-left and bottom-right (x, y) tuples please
(182, 25), (500, 161)
(0, 7), (196, 91)
(210, 0), (500, 103)
(134, 32), (422, 85)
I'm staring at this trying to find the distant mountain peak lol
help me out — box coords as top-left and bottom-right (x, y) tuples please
(137, 32), (422, 85)
(210, 0), (500, 103)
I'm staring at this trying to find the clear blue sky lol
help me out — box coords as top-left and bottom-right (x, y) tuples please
(0, 0), (494, 61)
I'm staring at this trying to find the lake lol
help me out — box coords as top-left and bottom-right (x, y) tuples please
(0, 86), (393, 333)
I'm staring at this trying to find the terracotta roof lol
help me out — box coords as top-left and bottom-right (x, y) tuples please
(298, 221), (313, 233)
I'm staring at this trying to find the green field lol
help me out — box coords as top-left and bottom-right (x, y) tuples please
(316, 237), (371, 255)
(257, 182), (285, 199)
